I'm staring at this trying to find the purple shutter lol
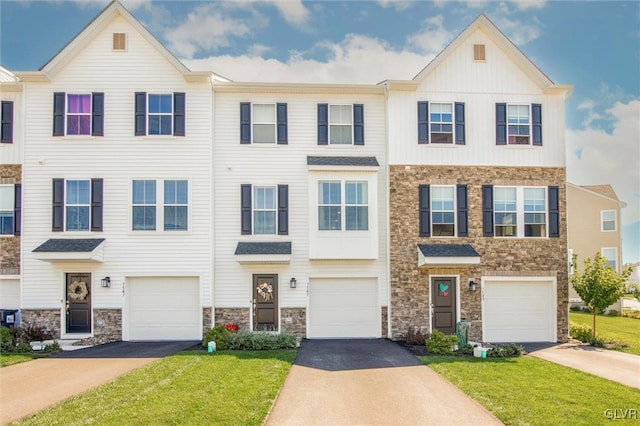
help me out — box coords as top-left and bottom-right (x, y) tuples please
(277, 103), (288, 144)
(1, 101), (13, 143)
(91, 92), (104, 136)
(418, 101), (429, 144)
(135, 92), (146, 136)
(548, 186), (559, 238)
(532, 103), (542, 146)
(91, 178), (103, 232)
(174, 92), (185, 136)
(278, 184), (288, 235)
(52, 179), (64, 232)
(240, 102), (251, 144)
(353, 104), (364, 145)
(317, 104), (328, 145)
(495, 103), (506, 145)
(454, 102), (465, 145)
(53, 92), (65, 136)
(457, 184), (468, 237)
(419, 184), (430, 237)
(482, 185), (494, 236)
(13, 184), (21, 236)
(241, 184), (252, 235)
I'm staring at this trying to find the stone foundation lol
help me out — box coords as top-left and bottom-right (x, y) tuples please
(202, 307), (212, 332)
(93, 309), (122, 341)
(281, 308), (306, 339)
(20, 309), (61, 338)
(381, 306), (388, 338)
(215, 308), (250, 330)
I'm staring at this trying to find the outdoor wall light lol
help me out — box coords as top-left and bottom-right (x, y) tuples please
(290, 277), (297, 289)
(468, 279), (477, 292)
(101, 276), (111, 288)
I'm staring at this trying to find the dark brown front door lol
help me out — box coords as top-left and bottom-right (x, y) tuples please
(253, 274), (278, 331)
(66, 273), (91, 333)
(431, 277), (456, 335)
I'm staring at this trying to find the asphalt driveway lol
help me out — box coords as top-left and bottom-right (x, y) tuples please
(265, 339), (502, 425)
(1, 341), (198, 424)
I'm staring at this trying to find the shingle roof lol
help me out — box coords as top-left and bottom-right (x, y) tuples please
(418, 244), (480, 257)
(307, 156), (379, 167)
(33, 239), (105, 253)
(580, 184), (619, 201)
(234, 242), (292, 255)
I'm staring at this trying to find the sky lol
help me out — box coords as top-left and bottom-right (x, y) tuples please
(1, 0), (639, 263)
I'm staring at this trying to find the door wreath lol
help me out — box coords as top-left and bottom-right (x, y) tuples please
(68, 280), (88, 301)
(256, 281), (273, 301)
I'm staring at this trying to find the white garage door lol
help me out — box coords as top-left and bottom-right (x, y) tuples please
(483, 278), (556, 342)
(308, 278), (379, 338)
(127, 277), (200, 341)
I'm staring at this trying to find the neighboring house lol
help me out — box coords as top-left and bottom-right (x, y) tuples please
(567, 183), (626, 312)
(385, 15), (572, 343)
(626, 261), (640, 291)
(0, 66), (22, 317)
(10, 2), (571, 343)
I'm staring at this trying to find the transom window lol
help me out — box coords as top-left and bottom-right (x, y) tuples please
(164, 180), (188, 231)
(66, 180), (90, 231)
(254, 186), (276, 234)
(524, 188), (546, 237)
(318, 180), (368, 231)
(0, 185), (14, 235)
(430, 103), (453, 144)
(132, 180), (156, 231)
(329, 105), (353, 145)
(601, 210), (616, 231)
(252, 104), (276, 144)
(148, 94), (173, 135)
(67, 94), (91, 135)
(431, 186), (455, 236)
(507, 104), (530, 145)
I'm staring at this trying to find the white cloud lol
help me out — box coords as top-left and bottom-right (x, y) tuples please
(492, 15), (542, 45)
(247, 44), (272, 57)
(406, 15), (453, 55)
(377, 0), (413, 12)
(511, 0), (546, 10)
(567, 100), (640, 227)
(183, 34), (427, 84)
(271, 0), (310, 27)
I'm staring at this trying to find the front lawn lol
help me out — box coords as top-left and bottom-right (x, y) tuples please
(14, 350), (296, 426)
(1, 353), (48, 367)
(570, 311), (640, 355)
(421, 355), (640, 426)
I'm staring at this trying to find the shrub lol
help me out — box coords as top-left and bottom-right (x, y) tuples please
(227, 331), (297, 350)
(622, 310), (640, 320)
(43, 340), (62, 353)
(15, 342), (33, 353)
(486, 343), (524, 358)
(202, 325), (231, 350)
(606, 309), (619, 317)
(1, 326), (14, 352)
(402, 327), (430, 345)
(569, 305), (582, 312)
(425, 330), (459, 355)
(457, 343), (474, 355)
(14, 325), (54, 344)
(570, 321), (594, 342)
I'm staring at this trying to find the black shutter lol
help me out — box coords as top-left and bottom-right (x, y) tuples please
(13, 184), (21, 236)
(174, 92), (185, 136)
(457, 184), (468, 237)
(454, 102), (465, 145)
(317, 103), (328, 145)
(419, 184), (430, 237)
(52, 179), (64, 232)
(353, 104), (364, 145)
(418, 101), (429, 144)
(277, 103), (288, 144)
(91, 178), (103, 232)
(240, 102), (251, 144)
(548, 185), (559, 238)
(53, 92), (65, 136)
(495, 103), (506, 145)
(532, 103), (542, 146)
(135, 92), (146, 136)
(482, 185), (494, 236)
(278, 184), (288, 235)
(241, 184), (252, 235)
(1, 101), (13, 143)
(91, 92), (104, 136)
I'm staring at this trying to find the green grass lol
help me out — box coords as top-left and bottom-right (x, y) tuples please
(13, 350), (296, 426)
(570, 311), (640, 355)
(421, 355), (640, 426)
(0, 353), (48, 367)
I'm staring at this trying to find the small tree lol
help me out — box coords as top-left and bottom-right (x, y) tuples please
(570, 252), (632, 340)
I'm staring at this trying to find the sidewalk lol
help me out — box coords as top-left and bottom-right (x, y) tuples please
(529, 343), (640, 389)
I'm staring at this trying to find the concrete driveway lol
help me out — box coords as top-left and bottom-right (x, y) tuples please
(265, 339), (502, 425)
(0, 341), (198, 424)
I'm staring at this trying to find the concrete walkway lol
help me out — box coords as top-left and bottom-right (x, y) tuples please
(528, 343), (640, 389)
(265, 339), (502, 425)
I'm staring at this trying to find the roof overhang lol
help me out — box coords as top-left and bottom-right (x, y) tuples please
(32, 238), (106, 263)
(213, 82), (385, 95)
(234, 242), (291, 264)
(417, 244), (481, 267)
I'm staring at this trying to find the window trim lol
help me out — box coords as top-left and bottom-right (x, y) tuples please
(506, 103), (531, 145)
(601, 247), (618, 271)
(429, 102), (454, 144)
(0, 184), (15, 236)
(66, 94), (92, 136)
(493, 186), (548, 239)
(132, 180), (157, 231)
(601, 209), (617, 232)
(328, 104), (354, 145)
(253, 185), (277, 234)
(64, 179), (91, 232)
(251, 103), (277, 144)
(147, 93), (173, 136)
(163, 179), (189, 231)
(430, 185), (456, 237)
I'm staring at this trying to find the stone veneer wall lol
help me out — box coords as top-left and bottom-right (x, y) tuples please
(281, 308), (306, 338)
(215, 308), (250, 330)
(389, 165), (568, 342)
(93, 309), (122, 341)
(20, 309), (61, 338)
(202, 307), (212, 332)
(0, 165), (21, 275)
(381, 306), (388, 338)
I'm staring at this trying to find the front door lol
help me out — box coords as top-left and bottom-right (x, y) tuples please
(66, 273), (91, 333)
(253, 274), (278, 331)
(431, 277), (456, 335)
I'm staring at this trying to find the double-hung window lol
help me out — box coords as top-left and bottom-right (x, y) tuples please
(53, 92), (104, 136)
(431, 186), (455, 236)
(507, 104), (530, 145)
(602, 247), (617, 270)
(601, 210), (616, 231)
(164, 180), (188, 231)
(52, 178), (103, 232)
(252, 104), (276, 144)
(240, 184), (288, 235)
(496, 103), (542, 145)
(330, 105), (353, 145)
(487, 186), (549, 238)
(417, 101), (465, 144)
(254, 186), (277, 234)
(318, 181), (368, 231)
(132, 180), (156, 231)
(65, 180), (91, 231)
(524, 188), (546, 237)
(148, 94), (173, 135)
(430, 103), (454, 144)
(494, 187), (517, 237)
(0, 185), (15, 235)
(135, 92), (185, 136)
(240, 102), (288, 144)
